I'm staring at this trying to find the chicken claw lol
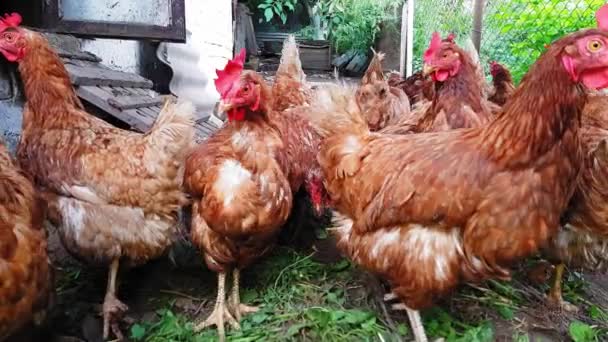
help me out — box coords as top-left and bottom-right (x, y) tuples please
(228, 269), (260, 321)
(195, 272), (239, 342)
(547, 263), (579, 313)
(102, 259), (128, 340)
(102, 293), (128, 340)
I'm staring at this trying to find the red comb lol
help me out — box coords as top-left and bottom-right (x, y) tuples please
(0, 13), (22, 33)
(423, 32), (441, 63)
(597, 3), (608, 30)
(215, 48), (246, 98)
(490, 61), (497, 66)
(445, 33), (455, 42)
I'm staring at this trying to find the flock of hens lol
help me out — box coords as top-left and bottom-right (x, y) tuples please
(4, 3), (608, 342)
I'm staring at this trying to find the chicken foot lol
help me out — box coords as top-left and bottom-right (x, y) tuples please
(229, 269), (259, 321)
(392, 303), (430, 342)
(547, 263), (578, 312)
(103, 258), (128, 340)
(194, 272), (239, 342)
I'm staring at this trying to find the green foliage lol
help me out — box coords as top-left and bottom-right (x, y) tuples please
(136, 249), (391, 341)
(256, 0), (299, 24)
(423, 307), (494, 342)
(412, 0), (473, 72)
(413, 0), (604, 83)
(482, 0), (605, 83)
(306, 0), (402, 53)
(569, 321), (600, 342)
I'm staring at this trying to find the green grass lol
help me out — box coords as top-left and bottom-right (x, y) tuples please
(129, 248), (494, 342)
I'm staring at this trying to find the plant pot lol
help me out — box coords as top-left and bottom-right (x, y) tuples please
(299, 40), (332, 71)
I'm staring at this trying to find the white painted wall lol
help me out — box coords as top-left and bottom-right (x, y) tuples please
(76, 0), (234, 104)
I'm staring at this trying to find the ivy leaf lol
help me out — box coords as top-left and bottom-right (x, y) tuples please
(280, 12), (287, 24)
(264, 8), (273, 22)
(130, 324), (146, 341)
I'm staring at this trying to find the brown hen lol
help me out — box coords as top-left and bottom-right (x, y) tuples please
(544, 94), (608, 312)
(382, 33), (495, 135)
(488, 61), (516, 107)
(184, 39), (325, 341)
(388, 71), (434, 106)
(0, 14), (195, 340)
(356, 50), (410, 131)
(306, 14), (608, 340)
(0, 141), (51, 340)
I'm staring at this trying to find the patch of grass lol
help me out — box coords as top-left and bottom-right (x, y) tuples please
(563, 271), (590, 305)
(55, 265), (83, 294)
(423, 307), (493, 342)
(461, 280), (523, 321)
(136, 248), (396, 341)
(569, 321), (601, 342)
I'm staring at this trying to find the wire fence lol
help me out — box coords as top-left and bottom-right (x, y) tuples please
(412, 0), (604, 83)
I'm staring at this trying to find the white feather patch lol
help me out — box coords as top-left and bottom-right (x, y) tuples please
(215, 159), (252, 206)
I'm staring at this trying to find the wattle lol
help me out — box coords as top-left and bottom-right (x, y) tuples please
(227, 108), (246, 121)
(580, 68), (608, 90)
(435, 70), (449, 82)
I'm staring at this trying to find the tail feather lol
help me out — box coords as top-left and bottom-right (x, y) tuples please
(276, 34), (306, 84)
(361, 48), (386, 85)
(307, 84), (369, 139)
(146, 99), (196, 159)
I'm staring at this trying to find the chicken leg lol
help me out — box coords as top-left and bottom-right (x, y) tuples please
(228, 269), (259, 321)
(392, 303), (429, 342)
(547, 263), (578, 312)
(103, 258), (128, 340)
(194, 272), (239, 342)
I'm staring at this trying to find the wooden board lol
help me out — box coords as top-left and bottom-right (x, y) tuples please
(76, 85), (220, 140)
(65, 62), (153, 88)
(76, 85), (152, 132)
(108, 95), (163, 110)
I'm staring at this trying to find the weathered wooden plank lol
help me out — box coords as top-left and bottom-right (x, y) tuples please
(76, 85), (150, 132)
(108, 95), (163, 110)
(133, 108), (156, 129)
(66, 63), (153, 88)
(333, 50), (356, 69)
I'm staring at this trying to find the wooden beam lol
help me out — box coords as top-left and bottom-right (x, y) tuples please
(405, 0), (415, 77)
(472, 0), (485, 52)
(65, 63), (153, 88)
(399, 2), (407, 76)
(108, 95), (163, 110)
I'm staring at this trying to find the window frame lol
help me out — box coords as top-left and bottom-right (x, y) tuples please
(42, 0), (186, 42)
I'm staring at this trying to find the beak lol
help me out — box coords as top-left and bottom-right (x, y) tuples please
(314, 203), (322, 215)
(422, 63), (435, 76)
(218, 100), (234, 114)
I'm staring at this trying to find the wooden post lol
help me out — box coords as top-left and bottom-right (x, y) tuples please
(399, 2), (408, 76)
(405, 0), (415, 77)
(472, 0), (485, 52)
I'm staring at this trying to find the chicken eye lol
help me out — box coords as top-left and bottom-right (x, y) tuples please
(588, 40), (603, 52)
(4, 33), (13, 42)
(242, 85), (250, 93)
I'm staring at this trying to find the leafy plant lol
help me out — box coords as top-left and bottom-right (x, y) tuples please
(319, 0), (403, 54)
(482, 0), (605, 83)
(569, 321), (599, 342)
(257, 0), (299, 24)
(412, 0), (473, 72)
